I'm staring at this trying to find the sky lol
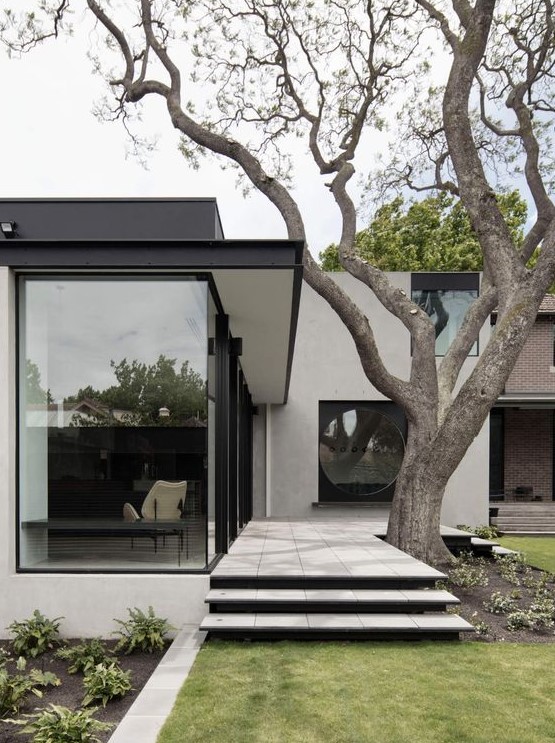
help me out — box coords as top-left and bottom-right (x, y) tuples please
(0, 16), (376, 258)
(24, 278), (209, 399)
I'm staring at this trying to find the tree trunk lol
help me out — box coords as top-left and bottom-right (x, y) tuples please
(387, 425), (454, 567)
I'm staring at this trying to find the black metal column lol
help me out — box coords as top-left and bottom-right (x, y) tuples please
(215, 314), (229, 554)
(238, 372), (248, 528)
(247, 391), (254, 522)
(228, 353), (239, 542)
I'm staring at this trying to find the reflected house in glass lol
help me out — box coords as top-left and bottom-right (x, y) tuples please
(0, 198), (496, 635)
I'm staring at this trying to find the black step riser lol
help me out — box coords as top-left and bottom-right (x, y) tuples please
(208, 602), (452, 614)
(205, 630), (461, 642)
(210, 576), (439, 590)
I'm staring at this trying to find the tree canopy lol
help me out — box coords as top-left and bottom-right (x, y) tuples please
(319, 191), (528, 272)
(4, 1), (555, 564)
(65, 355), (207, 426)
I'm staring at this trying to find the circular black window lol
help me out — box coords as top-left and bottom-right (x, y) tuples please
(319, 408), (405, 496)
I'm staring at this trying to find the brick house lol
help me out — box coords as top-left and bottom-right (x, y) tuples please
(491, 296), (555, 501)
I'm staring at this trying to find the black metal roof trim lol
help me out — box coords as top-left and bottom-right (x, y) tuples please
(0, 239), (304, 268)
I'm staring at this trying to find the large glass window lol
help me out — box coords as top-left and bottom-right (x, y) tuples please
(18, 276), (209, 571)
(411, 273), (480, 357)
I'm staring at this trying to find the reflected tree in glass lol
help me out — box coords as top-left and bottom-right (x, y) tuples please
(319, 409), (404, 495)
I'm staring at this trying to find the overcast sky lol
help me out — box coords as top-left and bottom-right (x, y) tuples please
(0, 22), (384, 258)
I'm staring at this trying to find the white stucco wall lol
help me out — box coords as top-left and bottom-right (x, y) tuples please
(268, 273), (490, 526)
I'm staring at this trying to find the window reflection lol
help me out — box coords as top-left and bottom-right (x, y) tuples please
(19, 277), (209, 571)
(319, 408), (404, 495)
(412, 289), (478, 356)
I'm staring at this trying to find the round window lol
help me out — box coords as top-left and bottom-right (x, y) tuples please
(319, 408), (405, 496)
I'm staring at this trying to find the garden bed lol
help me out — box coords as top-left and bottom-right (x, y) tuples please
(0, 639), (168, 743)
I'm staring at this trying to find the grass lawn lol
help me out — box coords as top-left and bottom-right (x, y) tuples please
(158, 642), (555, 743)
(497, 536), (555, 573)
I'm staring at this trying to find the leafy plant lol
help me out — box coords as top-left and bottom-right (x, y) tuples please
(457, 524), (500, 540)
(469, 613), (491, 637)
(0, 657), (60, 718)
(483, 591), (518, 615)
(82, 662), (132, 707)
(7, 703), (113, 742)
(506, 606), (554, 632)
(8, 610), (63, 658)
(56, 639), (111, 675)
(113, 606), (173, 654)
(448, 555), (489, 588)
(495, 553), (526, 586)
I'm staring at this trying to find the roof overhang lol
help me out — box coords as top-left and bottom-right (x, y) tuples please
(0, 238), (304, 405)
(495, 392), (555, 409)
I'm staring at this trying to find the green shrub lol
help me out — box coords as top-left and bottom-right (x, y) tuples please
(56, 639), (111, 675)
(7, 703), (113, 742)
(0, 657), (60, 718)
(8, 610), (63, 658)
(495, 553), (526, 586)
(82, 662), (132, 707)
(483, 591), (518, 615)
(448, 556), (489, 588)
(470, 617), (491, 636)
(113, 606), (173, 654)
(457, 524), (500, 540)
(506, 606), (554, 632)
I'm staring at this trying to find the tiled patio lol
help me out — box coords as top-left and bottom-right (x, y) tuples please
(211, 519), (445, 580)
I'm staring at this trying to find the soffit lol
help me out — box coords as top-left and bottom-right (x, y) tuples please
(211, 268), (299, 405)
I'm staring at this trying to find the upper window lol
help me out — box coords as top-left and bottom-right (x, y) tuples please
(18, 276), (210, 572)
(411, 273), (480, 356)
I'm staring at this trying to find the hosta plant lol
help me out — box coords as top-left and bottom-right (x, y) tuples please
(0, 657), (60, 718)
(56, 639), (111, 675)
(7, 703), (113, 743)
(113, 606), (173, 654)
(8, 610), (63, 658)
(82, 662), (132, 707)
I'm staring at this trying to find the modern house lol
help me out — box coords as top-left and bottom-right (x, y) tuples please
(0, 197), (497, 635)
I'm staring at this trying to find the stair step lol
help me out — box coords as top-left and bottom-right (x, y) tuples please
(206, 588), (459, 613)
(210, 573), (444, 591)
(200, 612), (474, 640)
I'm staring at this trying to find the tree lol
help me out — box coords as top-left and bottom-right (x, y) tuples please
(66, 355), (207, 426)
(25, 359), (53, 405)
(319, 191), (528, 272)
(3, 1), (555, 564)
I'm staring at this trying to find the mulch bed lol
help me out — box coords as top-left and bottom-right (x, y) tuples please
(0, 640), (167, 743)
(451, 556), (555, 643)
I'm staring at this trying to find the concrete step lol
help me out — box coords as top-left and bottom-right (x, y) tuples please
(206, 588), (460, 614)
(200, 612), (474, 640)
(498, 530), (555, 536)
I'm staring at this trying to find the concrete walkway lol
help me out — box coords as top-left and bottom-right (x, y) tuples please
(107, 625), (206, 743)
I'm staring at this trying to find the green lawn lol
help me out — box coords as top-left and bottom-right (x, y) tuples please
(158, 642), (555, 743)
(497, 536), (555, 573)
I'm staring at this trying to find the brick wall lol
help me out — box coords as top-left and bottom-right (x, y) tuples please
(504, 408), (553, 500)
(505, 318), (555, 392)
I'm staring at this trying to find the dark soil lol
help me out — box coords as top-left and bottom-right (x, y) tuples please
(0, 640), (166, 743)
(451, 556), (555, 643)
